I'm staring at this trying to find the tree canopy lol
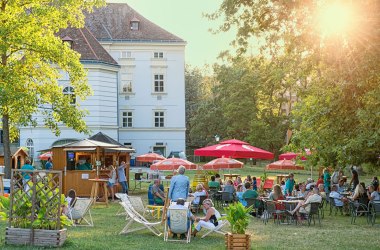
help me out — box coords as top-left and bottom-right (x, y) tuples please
(192, 0), (380, 167)
(0, 0), (105, 177)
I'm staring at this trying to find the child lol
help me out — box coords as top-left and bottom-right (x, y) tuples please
(107, 165), (117, 201)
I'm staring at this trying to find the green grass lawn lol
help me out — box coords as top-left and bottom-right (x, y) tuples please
(0, 165), (379, 249)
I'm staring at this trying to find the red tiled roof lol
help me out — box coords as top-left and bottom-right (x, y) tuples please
(58, 27), (118, 65)
(85, 3), (185, 42)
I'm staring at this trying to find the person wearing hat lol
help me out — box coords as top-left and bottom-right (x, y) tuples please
(168, 165), (189, 202)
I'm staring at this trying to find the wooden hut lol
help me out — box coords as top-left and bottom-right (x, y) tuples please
(52, 134), (134, 196)
(0, 147), (29, 169)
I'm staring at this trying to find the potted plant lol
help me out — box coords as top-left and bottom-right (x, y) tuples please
(222, 202), (252, 250)
(5, 170), (71, 247)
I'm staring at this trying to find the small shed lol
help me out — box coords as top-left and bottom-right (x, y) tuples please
(0, 147), (29, 169)
(52, 133), (134, 196)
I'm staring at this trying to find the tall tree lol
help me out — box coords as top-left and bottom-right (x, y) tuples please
(0, 0), (104, 177)
(211, 0), (380, 166)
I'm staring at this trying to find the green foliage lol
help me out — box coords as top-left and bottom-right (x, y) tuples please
(0, 196), (10, 220)
(207, 0), (380, 167)
(0, 0), (105, 178)
(222, 202), (252, 234)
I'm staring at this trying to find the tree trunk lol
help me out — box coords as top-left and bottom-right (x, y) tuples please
(2, 114), (12, 178)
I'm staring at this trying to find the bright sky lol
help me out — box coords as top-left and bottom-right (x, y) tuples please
(108, 0), (236, 67)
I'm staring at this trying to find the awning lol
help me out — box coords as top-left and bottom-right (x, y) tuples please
(63, 148), (96, 151)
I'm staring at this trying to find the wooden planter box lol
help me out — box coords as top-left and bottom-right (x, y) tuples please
(5, 227), (67, 247)
(225, 233), (251, 250)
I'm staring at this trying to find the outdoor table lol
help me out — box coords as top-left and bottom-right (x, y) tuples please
(340, 192), (351, 197)
(89, 178), (108, 206)
(223, 174), (241, 181)
(146, 205), (164, 219)
(278, 199), (302, 211)
(0, 173), (4, 196)
(132, 179), (152, 191)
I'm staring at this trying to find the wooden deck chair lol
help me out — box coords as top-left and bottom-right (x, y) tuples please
(164, 208), (191, 243)
(68, 197), (94, 227)
(115, 193), (130, 216)
(200, 219), (229, 239)
(119, 202), (162, 236)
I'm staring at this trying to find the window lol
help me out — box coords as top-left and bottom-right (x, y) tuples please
(122, 111), (133, 127)
(154, 111), (164, 127)
(154, 52), (163, 58)
(130, 21), (139, 31)
(63, 86), (75, 104)
(26, 138), (34, 159)
(122, 81), (132, 93)
(154, 74), (164, 93)
(121, 51), (132, 58)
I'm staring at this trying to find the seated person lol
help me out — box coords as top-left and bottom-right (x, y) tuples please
(208, 175), (221, 190)
(288, 187), (322, 221)
(318, 184), (327, 200)
(190, 184), (206, 205)
(223, 179), (235, 201)
(244, 175), (253, 184)
(315, 175), (324, 188)
(268, 184), (285, 210)
(292, 184), (301, 197)
(305, 178), (315, 191)
(215, 174), (223, 186)
(280, 181), (286, 193)
(367, 185), (380, 201)
(337, 179), (346, 193)
(242, 182), (258, 200)
(329, 185), (345, 207)
(350, 182), (368, 205)
(167, 198), (195, 239)
(234, 176), (242, 188)
(62, 189), (76, 216)
(192, 199), (221, 237)
(236, 184), (245, 206)
(152, 179), (165, 205)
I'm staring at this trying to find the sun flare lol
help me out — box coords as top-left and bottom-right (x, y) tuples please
(318, 2), (355, 36)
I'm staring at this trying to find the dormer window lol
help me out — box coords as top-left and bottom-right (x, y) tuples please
(130, 17), (140, 31)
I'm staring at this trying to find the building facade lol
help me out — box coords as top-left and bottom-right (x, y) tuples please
(18, 3), (186, 161)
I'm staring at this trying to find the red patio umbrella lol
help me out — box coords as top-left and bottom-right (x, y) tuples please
(279, 152), (306, 161)
(136, 153), (166, 163)
(150, 158), (197, 171)
(202, 157), (244, 170)
(265, 159), (304, 171)
(38, 151), (52, 161)
(194, 139), (274, 159)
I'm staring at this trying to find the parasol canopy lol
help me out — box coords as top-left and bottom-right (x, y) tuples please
(136, 153), (166, 163)
(279, 152), (306, 161)
(38, 151), (52, 161)
(194, 139), (274, 159)
(202, 157), (244, 170)
(266, 159), (304, 171)
(150, 158), (197, 171)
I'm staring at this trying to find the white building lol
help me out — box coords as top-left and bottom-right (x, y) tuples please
(18, 3), (186, 161)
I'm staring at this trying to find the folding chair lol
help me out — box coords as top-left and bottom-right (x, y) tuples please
(68, 197), (94, 227)
(369, 201), (380, 226)
(115, 193), (129, 216)
(200, 219), (229, 238)
(119, 202), (162, 236)
(164, 208), (191, 243)
(300, 202), (321, 226)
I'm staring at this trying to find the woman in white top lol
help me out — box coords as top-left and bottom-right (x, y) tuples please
(107, 165), (117, 201)
(192, 199), (221, 237)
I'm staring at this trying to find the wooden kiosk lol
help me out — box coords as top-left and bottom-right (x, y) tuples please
(0, 147), (29, 169)
(52, 134), (134, 197)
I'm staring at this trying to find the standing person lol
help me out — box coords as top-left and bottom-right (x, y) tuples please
(349, 167), (359, 191)
(371, 176), (379, 191)
(107, 165), (117, 201)
(284, 173), (295, 196)
(323, 168), (331, 197)
(331, 168), (340, 186)
(117, 161), (128, 194)
(45, 157), (53, 170)
(168, 165), (189, 202)
(21, 159), (34, 191)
